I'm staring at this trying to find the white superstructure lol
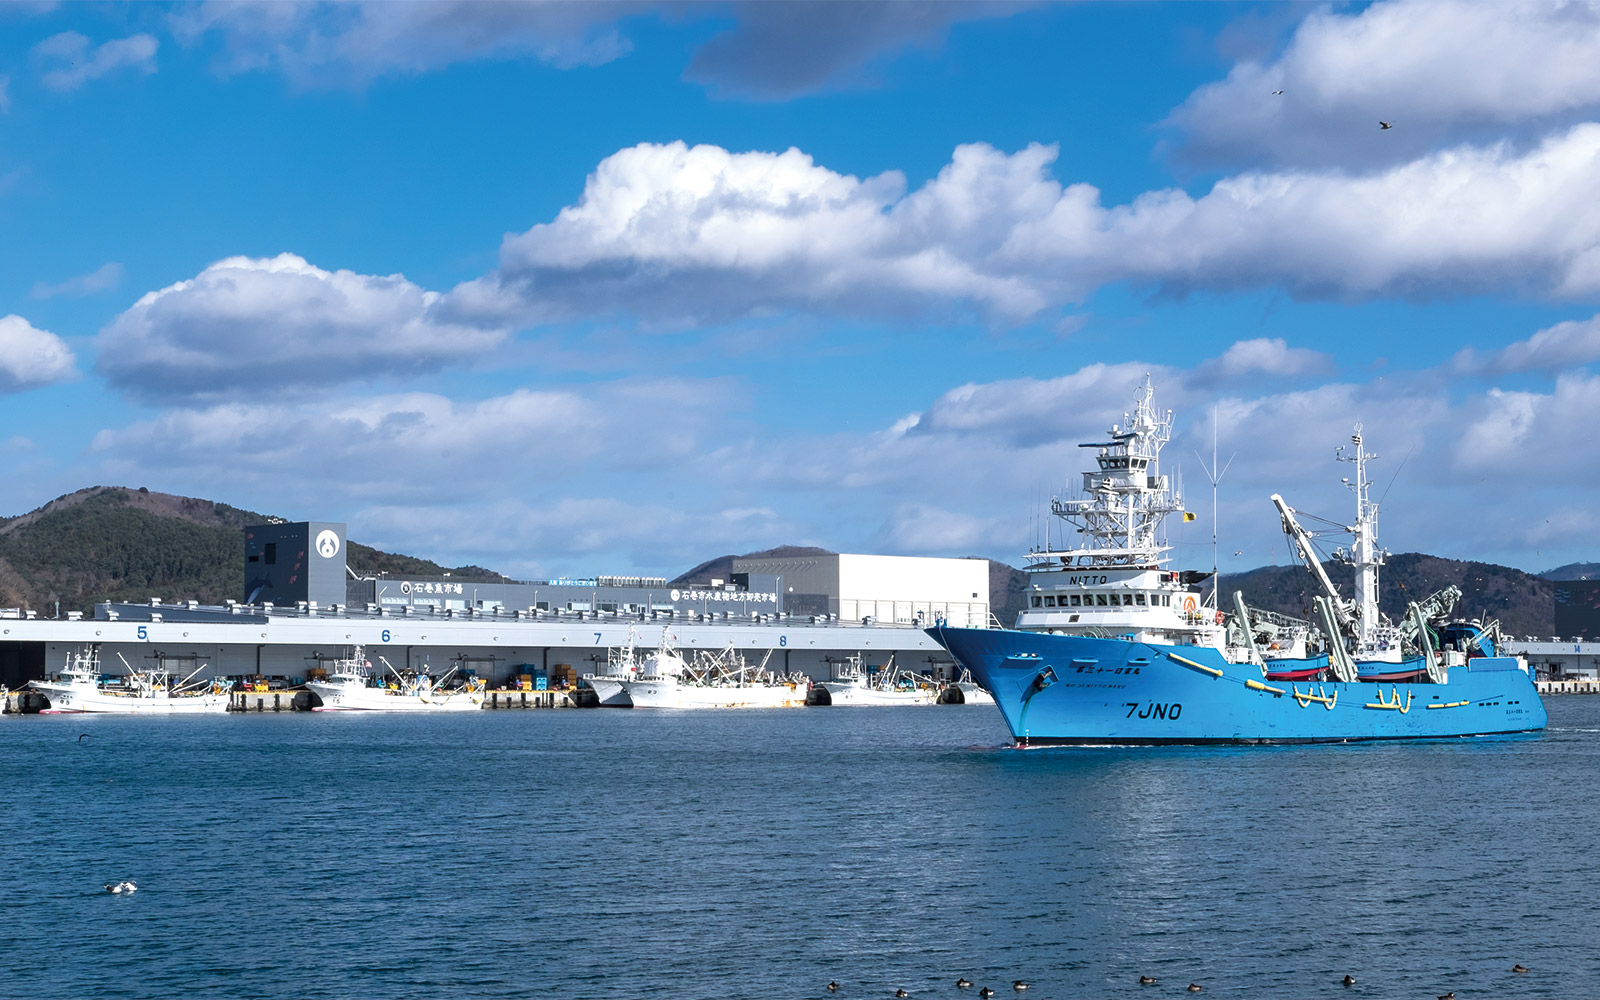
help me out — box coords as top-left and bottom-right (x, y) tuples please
(1015, 377), (1227, 648)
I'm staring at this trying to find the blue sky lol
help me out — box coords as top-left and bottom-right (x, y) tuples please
(4, 0), (1600, 580)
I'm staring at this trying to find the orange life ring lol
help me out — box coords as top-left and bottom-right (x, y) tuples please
(1215, 611), (1226, 625)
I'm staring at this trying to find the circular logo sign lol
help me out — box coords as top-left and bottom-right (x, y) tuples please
(315, 529), (341, 559)
(670, 589), (681, 601)
(400, 581), (413, 595)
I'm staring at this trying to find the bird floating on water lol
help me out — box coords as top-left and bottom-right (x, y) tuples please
(956, 980), (973, 989)
(1342, 975), (1356, 986)
(1513, 964), (1530, 974)
(104, 880), (137, 894)
(826, 982), (839, 993)
(1140, 976), (1158, 985)
(896, 990), (908, 998)
(78, 733), (89, 743)
(1188, 985), (1203, 993)
(1437, 993), (1456, 1000)
(1012, 982), (1030, 992)
(979, 989), (995, 998)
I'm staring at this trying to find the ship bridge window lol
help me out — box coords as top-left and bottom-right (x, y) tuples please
(1136, 594), (1147, 606)
(1044, 596), (1056, 607)
(1070, 595), (1081, 607)
(1031, 596), (1042, 608)
(1096, 594), (1108, 606)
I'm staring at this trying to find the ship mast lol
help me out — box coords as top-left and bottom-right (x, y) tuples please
(1334, 425), (1385, 649)
(1269, 424), (1389, 649)
(1026, 375), (1185, 570)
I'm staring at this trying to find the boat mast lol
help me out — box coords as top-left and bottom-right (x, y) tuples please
(1335, 425), (1384, 650)
(1028, 374), (1183, 570)
(1194, 407), (1234, 611)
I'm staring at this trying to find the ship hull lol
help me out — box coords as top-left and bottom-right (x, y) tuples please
(814, 680), (936, 706)
(583, 676), (632, 707)
(621, 678), (808, 709)
(29, 681), (231, 715)
(928, 626), (1546, 745)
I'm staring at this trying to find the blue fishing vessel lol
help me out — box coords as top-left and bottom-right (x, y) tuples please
(929, 379), (1546, 745)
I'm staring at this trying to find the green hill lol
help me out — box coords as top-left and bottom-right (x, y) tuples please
(1204, 552), (1552, 636)
(0, 487), (500, 615)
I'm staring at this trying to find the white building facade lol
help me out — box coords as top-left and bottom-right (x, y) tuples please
(732, 553), (990, 629)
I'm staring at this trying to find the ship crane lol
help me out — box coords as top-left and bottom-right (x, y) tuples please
(1270, 493), (1356, 635)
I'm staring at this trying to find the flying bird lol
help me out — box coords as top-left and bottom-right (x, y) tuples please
(1379, 121), (1394, 129)
(1272, 90), (1284, 95)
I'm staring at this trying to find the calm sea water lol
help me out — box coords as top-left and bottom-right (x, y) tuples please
(3, 699), (1597, 1000)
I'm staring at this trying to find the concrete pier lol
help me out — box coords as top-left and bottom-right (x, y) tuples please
(1536, 678), (1600, 695)
(225, 687), (580, 711)
(2, 686), (583, 713)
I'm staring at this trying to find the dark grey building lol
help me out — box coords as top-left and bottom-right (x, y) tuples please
(244, 521), (348, 608)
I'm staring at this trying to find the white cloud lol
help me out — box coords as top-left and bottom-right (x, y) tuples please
(33, 31), (158, 91)
(88, 377), (742, 502)
(30, 261), (123, 300)
(462, 129), (1600, 329)
(1453, 314), (1600, 375)
(1455, 372), (1600, 474)
(170, 0), (636, 86)
(0, 314), (77, 393)
(1193, 338), (1334, 383)
(95, 253), (506, 398)
(1168, 0), (1600, 168)
(903, 363), (1157, 446)
(78, 325), (1600, 573)
(872, 502), (1012, 556)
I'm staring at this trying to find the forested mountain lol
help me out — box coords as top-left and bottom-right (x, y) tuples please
(0, 487), (498, 615)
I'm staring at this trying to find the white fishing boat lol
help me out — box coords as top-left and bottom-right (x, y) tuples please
(306, 647), (485, 712)
(936, 668), (996, 706)
(813, 655), (937, 706)
(622, 643), (809, 709)
(583, 630), (644, 707)
(30, 645), (232, 714)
